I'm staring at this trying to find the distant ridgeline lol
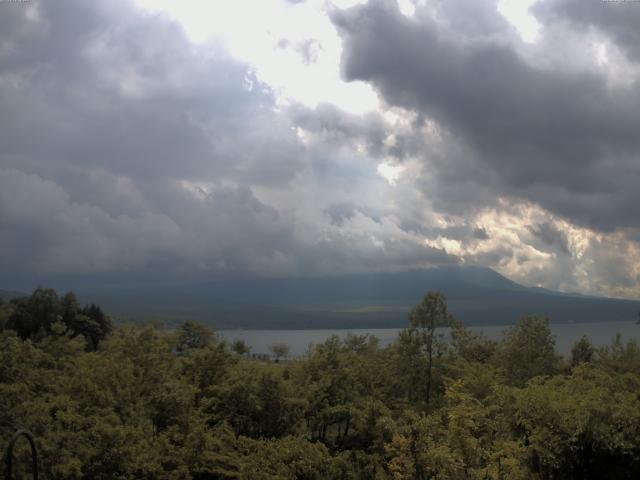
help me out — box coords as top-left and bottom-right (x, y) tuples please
(0, 289), (26, 302)
(68, 266), (640, 329)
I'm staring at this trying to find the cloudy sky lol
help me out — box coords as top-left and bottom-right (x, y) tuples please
(1, 0), (639, 299)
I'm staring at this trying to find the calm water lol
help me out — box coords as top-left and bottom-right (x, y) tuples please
(219, 321), (640, 358)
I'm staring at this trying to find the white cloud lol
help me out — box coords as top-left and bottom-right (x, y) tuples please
(498, 0), (541, 43)
(134, 0), (379, 114)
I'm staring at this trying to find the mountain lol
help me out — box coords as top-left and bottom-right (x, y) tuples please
(0, 289), (27, 302)
(69, 266), (640, 329)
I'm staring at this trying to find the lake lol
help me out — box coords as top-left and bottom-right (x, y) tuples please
(219, 321), (640, 358)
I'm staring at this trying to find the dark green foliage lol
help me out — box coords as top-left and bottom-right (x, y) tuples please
(7, 287), (62, 340)
(0, 300), (12, 331)
(1, 288), (640, 479)
(269, 342), (290, 361)
(450, 320), (497, 363)
(175, 320), (214, 353)
(6, 288), (112, 349)
(407, 292), (455, 408)
(238, 436), (341, 479)
(79, 303), (113, 349)
(510, 366), (640, 479)
(207, 363), (303, 439)
(231, 339), (251, 356)
(571, 335), (595, 367)
(499, 315), (561, 386)
(597, 334), (640, 374)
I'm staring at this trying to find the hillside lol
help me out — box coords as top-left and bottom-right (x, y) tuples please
(67, 266), (640, 329)
(0, 289), (27, 302)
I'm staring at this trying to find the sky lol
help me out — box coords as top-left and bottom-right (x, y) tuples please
(1, 0), (639, 299)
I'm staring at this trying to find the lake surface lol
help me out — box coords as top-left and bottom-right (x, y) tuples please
(219, 321), (640, 358)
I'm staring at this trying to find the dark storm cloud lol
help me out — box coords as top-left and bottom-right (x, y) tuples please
(0, 0), (301, 281)
(294, 231), (456, 276)
(398, 218), (491, 244)
(290, 103), (389, 157)
(2, 0), (637, 296)
(526, 221), (571, 255)
(330, 0), (640, 232)
(0, 168), (297, 279)
(534, 0), (640, 61)
(419, 0), (513, 39)
(0, 0), (302, 186)
(0, 0), (457, 284)
(473, 227), (490, 240)
(290, 102), (431, 163)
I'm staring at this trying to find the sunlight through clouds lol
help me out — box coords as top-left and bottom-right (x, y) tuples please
(377, 162), (403, 185)
(2, 0), (640, 299)
(135, 0), (379, 113)
(497, 0), (541, 43)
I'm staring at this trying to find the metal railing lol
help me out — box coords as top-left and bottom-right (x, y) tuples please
(4, 430), (38, 480)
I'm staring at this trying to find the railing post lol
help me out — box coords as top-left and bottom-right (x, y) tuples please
(4, 430), (38, 480)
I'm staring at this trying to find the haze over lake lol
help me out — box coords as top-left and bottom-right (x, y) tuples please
(220, 320), (640, 358)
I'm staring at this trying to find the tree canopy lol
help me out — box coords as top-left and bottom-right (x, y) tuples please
(4, 288), (112, 350)
(1, 288), (639, 479)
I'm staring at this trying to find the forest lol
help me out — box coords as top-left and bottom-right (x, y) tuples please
(1, 288), (640, 479)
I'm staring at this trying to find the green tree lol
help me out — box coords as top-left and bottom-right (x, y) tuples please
(232, 339), (251, 356)
(270, 342), (290, 361)
(450, 320), (497, 363)
(77, 303), (113, 350)
(175, 320), (214, 353)
(0, 301), (13, 331)
(239, 436), (340, 479)
(596, 334), (640, 375)
(7, 287), (62, 340)
(182, 341), (236, 401)
(499, 316), (561, 386)
(208, 363), (302, 439)
(60, 291), (80, 324)
(407, 291), (454, 409)
(297, 336), (363, 445)
(4, 287), (640, 480)
(511, 365), (640, 478)
(5, 289), (112, 350)
(571, 335), (595, 367)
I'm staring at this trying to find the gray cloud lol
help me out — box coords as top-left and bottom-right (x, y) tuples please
(534, 0), (640, 61)
(1, 0), (639, 298)
(0, 1), (303, 187)
(331, 0), (640, 232)
(473, 227), (490, 240)
(466, 246), (514, 269)
(581, 236), (638, 294)
(417, 0), (513, 40)
(0, 168), (296, 278)
(0, 0), (459, 286)
(324, 203), (357, 226)
(526, 221), (571, 255)
(0, 0), (300, 283)
(290, 103), (390, 157)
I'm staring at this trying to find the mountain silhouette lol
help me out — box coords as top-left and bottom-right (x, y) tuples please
(70, 266), (640, 329)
